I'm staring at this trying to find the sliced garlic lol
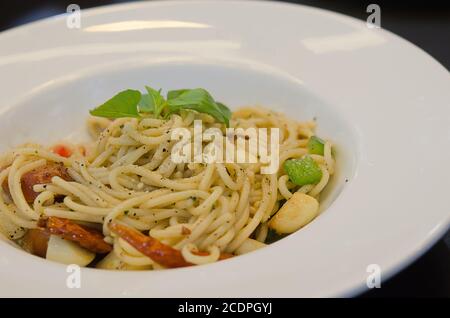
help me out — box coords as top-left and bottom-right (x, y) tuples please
(46, 235), (95, 266)
(269, 192), (319, 234)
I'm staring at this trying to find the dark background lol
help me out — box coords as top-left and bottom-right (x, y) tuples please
(0, 0), (449, 297)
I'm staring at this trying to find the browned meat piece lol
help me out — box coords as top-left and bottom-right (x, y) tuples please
(109, 222), (233, 268)
(40, 217), (112, 254)
(2, 162), (72, 203)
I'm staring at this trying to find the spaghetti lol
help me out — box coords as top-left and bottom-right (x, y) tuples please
(0, 106), (334, 270)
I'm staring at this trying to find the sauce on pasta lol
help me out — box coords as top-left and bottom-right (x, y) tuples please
(0, 105), (334, 270)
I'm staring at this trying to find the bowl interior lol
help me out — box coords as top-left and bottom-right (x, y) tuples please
(0, 59), (358, 249)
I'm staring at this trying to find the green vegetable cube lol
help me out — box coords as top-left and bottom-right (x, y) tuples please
(307, 136), (325, 155)
(283, 156), (322, 185)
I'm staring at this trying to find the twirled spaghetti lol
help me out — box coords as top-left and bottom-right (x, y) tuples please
(0, 106), (334, 270)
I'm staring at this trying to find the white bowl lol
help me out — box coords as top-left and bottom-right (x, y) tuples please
(0, 0), (449, 297)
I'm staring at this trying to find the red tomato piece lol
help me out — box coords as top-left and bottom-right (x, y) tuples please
(51, 144), (72, 158)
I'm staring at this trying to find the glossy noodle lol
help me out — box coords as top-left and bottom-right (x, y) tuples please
(0, 105), (335, 270)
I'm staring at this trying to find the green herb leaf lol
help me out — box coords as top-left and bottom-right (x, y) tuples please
(167, 89), (189, 100)
(138, 93), (153, 113)
(145, 86), (166, 117)
(138, 86), (167, 117)
(167, 88), (231, 127)
(90, 89), (142, 118)
(307, 136), (325, 155)
(284, 156), (322, 186)
(90, 87), (231, 125)
(217, 102), (232, 123)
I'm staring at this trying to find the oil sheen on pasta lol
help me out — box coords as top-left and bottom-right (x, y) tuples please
(0, 107), (335, 270)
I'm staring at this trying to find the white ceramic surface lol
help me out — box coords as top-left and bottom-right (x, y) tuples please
(0, 0), (449, 297)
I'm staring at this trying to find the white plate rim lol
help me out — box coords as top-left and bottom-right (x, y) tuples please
(0, 0), (449, 297)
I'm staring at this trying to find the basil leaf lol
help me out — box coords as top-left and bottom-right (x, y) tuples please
(144, 86), (166, 117)
(138, 86), (166, 117)
(167, 88), (231, 127)
(167, 89), (189, 100)
(90, 87), (231, 125)
(217, 102), (232, 123)
(90, 89), (141, 118)
(138, 93), (153, 113)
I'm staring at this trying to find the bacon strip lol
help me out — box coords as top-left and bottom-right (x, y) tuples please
(40, 217), (112, 254)
(109, 222), (233, 268)
(2, 162), (72, 203)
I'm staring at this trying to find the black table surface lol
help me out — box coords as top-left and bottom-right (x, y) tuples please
(0, 0), (449, 297)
